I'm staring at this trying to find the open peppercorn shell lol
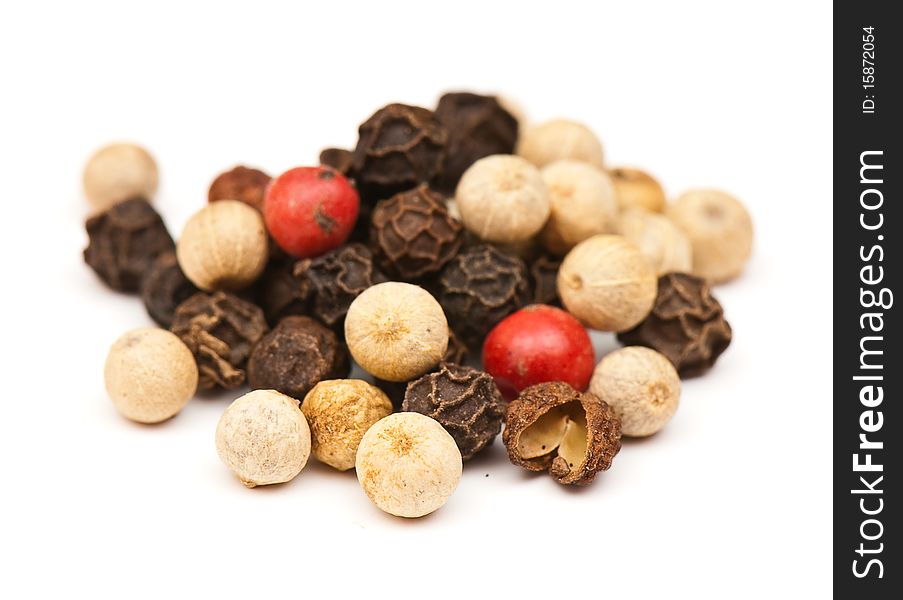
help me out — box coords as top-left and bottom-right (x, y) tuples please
(503, 382), (621, 486)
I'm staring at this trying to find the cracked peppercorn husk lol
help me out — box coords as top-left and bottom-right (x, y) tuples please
(617, 272), (732, 377)
(170, 291), (269, 391)
(319, 148), (355, 178)
(141, 252), (199, 328)
(352, 103), (448, 201)
(292, 243), (388, 333)
(402, 363), (506, 461)
(503, 382), (621, 486)
(370, 185), (464, 280)
(208, 165), (272, 212)
(247, 316), (350, 399)
(437, 244), (531, 348)
(83, 197), (174, 292)
(529, 254), (562, 306)
(432, 91), (518, 193)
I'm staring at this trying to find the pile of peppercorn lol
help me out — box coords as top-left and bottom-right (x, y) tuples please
(84, 91), (751, 519)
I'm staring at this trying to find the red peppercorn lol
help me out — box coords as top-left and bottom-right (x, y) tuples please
(482, 304), (594, 400)
(263, 166), (359, 259)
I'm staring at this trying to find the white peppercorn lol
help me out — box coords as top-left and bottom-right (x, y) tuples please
(617, 208), (693, 275)
(589, 347), (680, 437)
(104, 328), (198, 424)
(83, 143), (159, 211)
(176, 200), (269, 291)
(356, 412), (462, 518)
(215, 389), (311, 488)
(539, 159), (618, 256)
(516, 119), (604, 168)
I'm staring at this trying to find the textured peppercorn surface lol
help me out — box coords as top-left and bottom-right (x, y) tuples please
(293, 243), (387, 332)
(503, 382), (621, 486)
(433, 92), (518, 193)
(83, 197), (174, 292)
(256, 259), (310, 326)
(319, 148), (354, 178)
(207, 165), (272, 212)
(402, 363), (506, 461)
(370, 185), (463, 280)
(529, 254), (562, 306)
(352, 103), (448, 200)
(438, 245), (531, 348)
(247, 316), (350, 399)
(141, 252), (199, 327)
(171, 291), (269, 390)
(617, 273), (732, 377)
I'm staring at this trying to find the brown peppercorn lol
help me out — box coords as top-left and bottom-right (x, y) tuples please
(83, 197), (174, 292)
(443, 330), (469, 365)
(530, 254), (562, 306)
(432, 92), (518, 193)
(141, 252), (199, 328)
(207, 166), (272, 212)
(438, 244), (531, 348)
(370, 185), (463, 280)
(503, 382), (621, 486)
(617, 273), (732, 377)
(319, 148), (354, 178)
(352, 103), (448, 200)
(403, 363), (506, 461)
(171, 291), (269, 391)
(293, 243), (388, 332)
(256, 259), (310, 326)
(247, 316), (350, 399)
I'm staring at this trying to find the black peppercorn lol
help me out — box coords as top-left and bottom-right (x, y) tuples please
(247, 316), (350, 399)
(141, 252), (199, 328)
(437, 244), (531, 348)
(433, 92), (518, 193)
(352, 103), (448, 201)
(83, 197), (174, 292)
(255, 259), (310, 326)
(319, 148), (354, 178)
(402, 363), (506, 461)
(370, 185), (463, 281)
(293, 243), (387, 332)
(530, 254), (562, 306)
(171, 291), (269, 391)
(617, 272), (733, 377)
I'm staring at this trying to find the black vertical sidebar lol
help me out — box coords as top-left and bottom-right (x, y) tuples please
(834, 2), (899, 596)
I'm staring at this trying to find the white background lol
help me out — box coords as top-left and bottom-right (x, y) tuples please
(0, 1), (832, 598)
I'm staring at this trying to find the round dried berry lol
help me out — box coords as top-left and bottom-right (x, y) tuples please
(171, 291), (268, 391)
(83, 197), (174, 292)
(433, 92), (518, 193)
(370, 185), (463, 280)
(352, 103), (448, 200)
(208, 165), (272, 212)
(247, 316), (350, 399)
(141, 252), (199, 328)
(293, 243), (388, 332)
(403, 363), (506, 461)
(617, 273), (732, 377)
(437, 244), (531, 348)
(319, 148), (354, 178)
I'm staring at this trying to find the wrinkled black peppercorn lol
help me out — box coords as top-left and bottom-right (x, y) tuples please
(530, 254), (562, 306)
(437, 244), (531, 348)
(256, 260), (310, 326)
(247, 316), (350, 399)
(83, 197), (174, 292)
(141, 252), (199, 328)
(293, 243), (387, 332)
(352, 103), (447, 201)
(433, 92), (518, 193)
(370, 185), (463, 280)
(402, 363), (506, 461)
(319, 148), (355, 178)
(617, 273), (732, 377)
(171, 291), (269, 391)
